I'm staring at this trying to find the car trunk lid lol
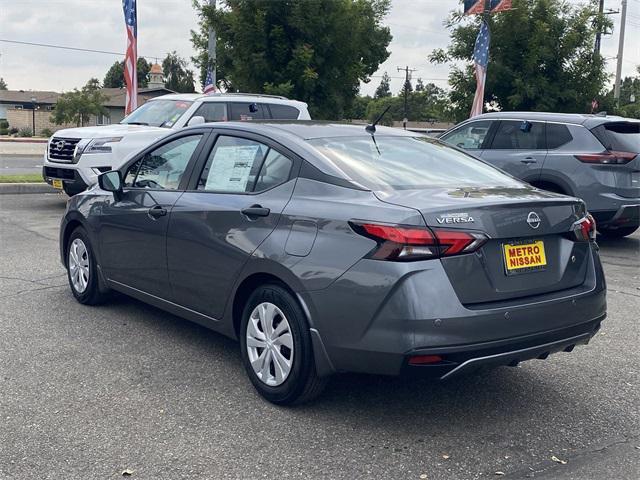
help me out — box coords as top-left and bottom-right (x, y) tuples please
(374, 186), (591, 305)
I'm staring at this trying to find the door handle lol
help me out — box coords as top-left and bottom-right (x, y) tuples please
(242, 204), (270, 218)
(520, 158), (537, 164)
(147, 205), (167, 219)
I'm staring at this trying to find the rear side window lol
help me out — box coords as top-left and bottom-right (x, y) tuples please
(268, 104), (300, 120)
(592, 122), (640, 153)
(193, 102), (227, 122)
(228, 103), (266, 121)
(197, 136), (292, 193)
(490, 121), (545, 150)
(441, 120), (493, 150)
(546, 123), (573, 149)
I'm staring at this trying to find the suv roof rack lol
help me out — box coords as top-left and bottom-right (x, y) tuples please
(203, 92), (290, 100)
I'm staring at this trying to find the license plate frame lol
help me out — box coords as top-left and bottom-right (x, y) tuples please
(52, 179), (63, 189)
(502, 239), (547, 276)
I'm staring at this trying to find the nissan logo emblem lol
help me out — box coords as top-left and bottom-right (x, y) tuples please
(527, 211), (541, 229)
(54, 140), (66, 151)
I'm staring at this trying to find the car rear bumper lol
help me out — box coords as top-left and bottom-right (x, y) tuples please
(591, 202), (640, 229)
(303, 245), (606, 377)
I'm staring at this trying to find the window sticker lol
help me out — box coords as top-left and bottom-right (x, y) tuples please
(205, 144), (260, 191)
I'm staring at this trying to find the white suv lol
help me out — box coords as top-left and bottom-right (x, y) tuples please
(43, 93), (311, 195)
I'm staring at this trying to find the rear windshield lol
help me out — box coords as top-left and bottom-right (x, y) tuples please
(592, 122), (640, 153)
(121, 100), (193, 128)
(308, 136), (522, 190)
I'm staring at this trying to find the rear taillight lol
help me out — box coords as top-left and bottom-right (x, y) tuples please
(572, 213), (596, 242)
(350, 222), (488, 261)
(575, 151), (637, 165)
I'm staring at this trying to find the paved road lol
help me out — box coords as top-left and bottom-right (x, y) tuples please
(0, 194), (638, 480)
(0, 155), (43, 176)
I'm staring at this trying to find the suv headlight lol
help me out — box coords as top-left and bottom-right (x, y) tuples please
(74, 137), (123, 162)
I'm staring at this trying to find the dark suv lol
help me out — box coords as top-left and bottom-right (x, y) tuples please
(441, 112), (640, 237)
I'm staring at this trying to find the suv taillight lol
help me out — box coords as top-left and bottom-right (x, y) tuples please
(572, 214), (597, 242)
(575, 151), (637, 165)
(350, 222), (489, 261)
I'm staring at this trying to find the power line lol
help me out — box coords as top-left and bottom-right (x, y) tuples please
(0, 38), (163, 61)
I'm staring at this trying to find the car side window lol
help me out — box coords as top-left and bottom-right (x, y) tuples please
(197, 136), (292, 193)
(268, 104), (301, 120)
(490, 121), (545, 150)
(193, 102), (227, 122)
(228, 103), (266, 121)
(546, 123), (573, 149)
(441, 121), (493, 150)
(130, 135), (203, 190)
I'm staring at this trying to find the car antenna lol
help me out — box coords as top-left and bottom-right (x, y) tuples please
(366, 105), (391, 134)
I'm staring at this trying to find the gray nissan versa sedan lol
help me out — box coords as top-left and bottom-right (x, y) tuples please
(60, 121), (606, 404)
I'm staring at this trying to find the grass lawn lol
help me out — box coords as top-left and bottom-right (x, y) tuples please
(0, 174), (45, 183)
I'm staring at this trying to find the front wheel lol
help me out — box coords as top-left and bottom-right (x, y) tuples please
(66, 227), (109, 305)
(240, 284), (327, 405)
(598, 226), (638, 238)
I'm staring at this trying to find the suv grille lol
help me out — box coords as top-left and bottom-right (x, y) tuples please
(48, 137), (81, 163)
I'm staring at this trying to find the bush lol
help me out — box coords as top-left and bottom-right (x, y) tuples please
(8, 127), (19, 135)
(18, 127), (33, 137)
(40, 128), (53, 138)
(0, 119), (9, 129)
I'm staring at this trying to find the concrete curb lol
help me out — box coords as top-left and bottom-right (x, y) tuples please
(0, 183), (59, 195)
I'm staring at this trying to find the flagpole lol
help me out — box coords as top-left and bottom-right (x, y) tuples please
(208, 0), (217, 89)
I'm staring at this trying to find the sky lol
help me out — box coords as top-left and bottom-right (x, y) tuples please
(0, 0), (638, 96)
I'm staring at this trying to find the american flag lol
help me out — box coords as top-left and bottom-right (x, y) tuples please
(464, 0), (484, 15)
(122, 0), (138, 115)
(470, 20), (490, 118)
(490, 0), (512, 13)
(203, 68), (216, 94)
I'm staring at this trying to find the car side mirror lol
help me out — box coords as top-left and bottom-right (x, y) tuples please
(98, 170), (123, 194)
(187, 115), (205, 126)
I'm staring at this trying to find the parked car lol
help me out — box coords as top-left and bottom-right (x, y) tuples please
(42, 93), (310, 196)
(440, 112), (640, 237)
(60, 122), (606, 404)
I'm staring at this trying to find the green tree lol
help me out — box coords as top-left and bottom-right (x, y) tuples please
(191, 0), (392, 119)
(162, 51), (196, 93)
(374, 72), (392, 98)
(429, 0), (611, 121)
(365, 83), (452, 125)
(103, 58), (151, 88)
(0, 78), (7, 90)
(415, 78), (425, 92)
(600, 66), (640, 118)
(346, 94), (373, 120)
(51, 79), (108, 127)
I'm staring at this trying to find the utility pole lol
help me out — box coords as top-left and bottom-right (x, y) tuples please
(208, 0), (217, 89)
(614, 0), (627, 103)
(397, 65), (416, 129)
(594, 0), (605, 55)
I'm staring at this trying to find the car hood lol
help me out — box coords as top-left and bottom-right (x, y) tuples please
(52, 123), (169, 139)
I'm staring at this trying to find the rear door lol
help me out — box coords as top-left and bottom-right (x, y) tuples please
(228, 102), (267, 121)
(166, 132), (298, 318)
(480, 120), (546, 182)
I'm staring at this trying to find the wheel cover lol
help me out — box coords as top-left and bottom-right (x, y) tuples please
(246, 302), (294, 386)
(68, 238), (90, 294)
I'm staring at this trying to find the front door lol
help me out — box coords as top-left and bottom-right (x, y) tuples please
(99, 133), (205, 297)
(480, 120), (547, 182)
(167, 133), (296, 318)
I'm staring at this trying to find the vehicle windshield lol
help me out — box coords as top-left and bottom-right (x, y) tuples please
(308, 136), (523, 190)
(121, 100), (193, 128)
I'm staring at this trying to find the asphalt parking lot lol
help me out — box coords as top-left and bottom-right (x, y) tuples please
(0, 155), (42, 176)
(0, 193), (638, 480)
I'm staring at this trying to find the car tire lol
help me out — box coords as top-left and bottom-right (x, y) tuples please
(240, 284), (327, 405)
(66, 227), (110, 305)
(63, 184), (85, 197)
(598, 226), (639, 238)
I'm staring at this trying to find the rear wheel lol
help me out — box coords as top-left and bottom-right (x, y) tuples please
(240, 284), (327, 405)
(66, 227), (110, 305)
(598, 226), (639, 238)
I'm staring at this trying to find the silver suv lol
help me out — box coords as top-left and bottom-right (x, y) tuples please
(441, 112), (640, 237)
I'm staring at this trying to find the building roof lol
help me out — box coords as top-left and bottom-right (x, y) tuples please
(0, 87), (175, 108)
(150, 63), (163, 74)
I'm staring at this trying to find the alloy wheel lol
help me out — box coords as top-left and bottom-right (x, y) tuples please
(246, 302), (294, 386)
(69, 238), (90, 294)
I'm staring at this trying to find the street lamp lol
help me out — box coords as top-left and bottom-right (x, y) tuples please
(30, 96), (37, 137)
